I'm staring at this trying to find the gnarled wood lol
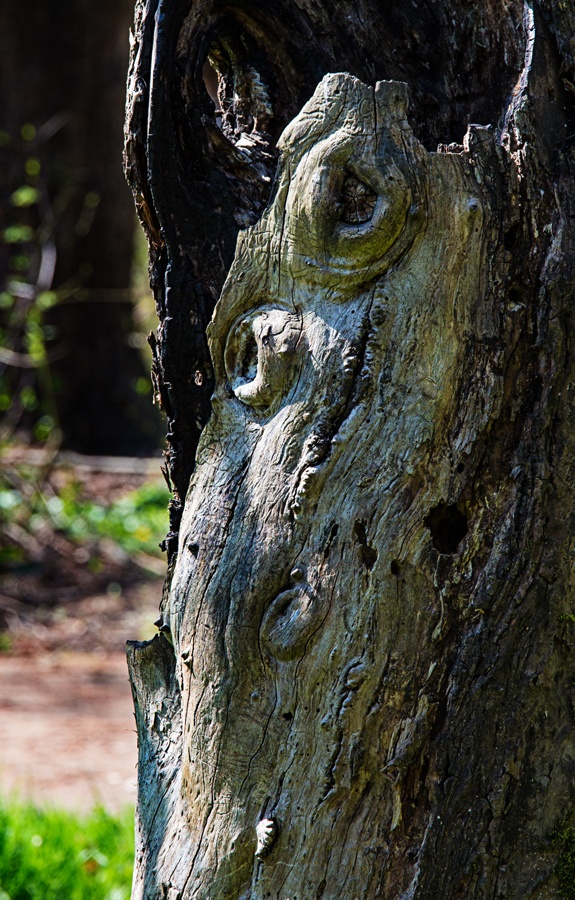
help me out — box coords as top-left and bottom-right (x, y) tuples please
(126, 3), (575, 899)
(164, 72), (498, 900)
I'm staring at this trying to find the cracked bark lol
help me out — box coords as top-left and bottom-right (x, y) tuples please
(125, 2), (575, 899)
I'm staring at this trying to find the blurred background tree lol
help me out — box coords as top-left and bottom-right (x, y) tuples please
(0, 0), (169, 841)
(0, 0), (163, 456)
(0, 0), (170, 613)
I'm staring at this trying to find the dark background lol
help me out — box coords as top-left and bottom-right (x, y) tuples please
(0, 0), (163, 457)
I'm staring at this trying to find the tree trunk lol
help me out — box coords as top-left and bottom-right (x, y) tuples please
(125, 2), (575, 898)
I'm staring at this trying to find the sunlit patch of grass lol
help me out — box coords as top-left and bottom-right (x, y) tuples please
(0, 797), (134, 900)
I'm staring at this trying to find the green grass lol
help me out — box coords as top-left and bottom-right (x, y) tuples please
(0, 797), (134, 900)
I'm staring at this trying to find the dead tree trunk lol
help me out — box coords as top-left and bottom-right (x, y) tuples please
(125, 2), (575, 898)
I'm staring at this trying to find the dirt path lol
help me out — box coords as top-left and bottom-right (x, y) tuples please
(0, 581), (161, 812)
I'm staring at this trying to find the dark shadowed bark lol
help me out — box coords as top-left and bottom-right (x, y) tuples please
(125, 2), (575, 898)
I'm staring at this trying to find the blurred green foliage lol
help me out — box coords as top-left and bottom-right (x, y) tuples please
(49, 480), (169, 556)
(1, 124), (166, 578)
(0, 122), (156, 450)
(0, 123), (61, 447)
(0, 797), (133, 900)
(0, 470), (169, 569)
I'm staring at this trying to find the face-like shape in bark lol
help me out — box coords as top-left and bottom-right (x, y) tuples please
(165, 74), (489, 900)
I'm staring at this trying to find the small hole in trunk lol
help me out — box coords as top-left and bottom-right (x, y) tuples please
(424, 503), (468, 554)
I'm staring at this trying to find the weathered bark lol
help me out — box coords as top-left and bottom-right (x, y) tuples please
(125, 2), (575, 899)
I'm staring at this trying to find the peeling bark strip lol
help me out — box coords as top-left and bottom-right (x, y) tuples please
(126, 3), (575, 899)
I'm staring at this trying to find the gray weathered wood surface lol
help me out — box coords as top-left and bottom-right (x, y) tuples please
(126, 3), (575, 897)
